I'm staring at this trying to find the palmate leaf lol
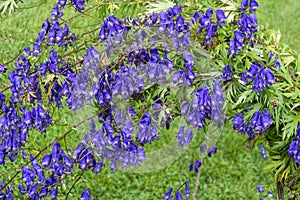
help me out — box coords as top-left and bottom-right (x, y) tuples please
(282, 112), (300, 140)
(144, 0), (174, 15)
(0, 0), (20, 16)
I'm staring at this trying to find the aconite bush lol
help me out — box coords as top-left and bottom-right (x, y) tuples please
(0, 0), (300, 199)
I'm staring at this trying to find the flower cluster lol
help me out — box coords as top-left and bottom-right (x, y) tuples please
(0, 104), (51, 164)
(232, 110), (273, 138)
(190, 8), (226, 45)
(143, 48), (174, 84)
(0, 0), (78, 167)
(17, 143), (72, 199)
(210, 79), (225, 125)
(180, 80), (224, 129)
(158, 5), (183, 33)
(267, 51), (281, 69)
(98, 14), (126, 54)
(163, 181), (190, 200)
(229, 0), (258, 57)
(189, 159), (202, 173)
(70, 45), (115, 113)
(240, 0), (259, 13)
(136, 113), (159, 146)
(180, 86), (210, 129)
(41, 49), (76, 108)
(287, 124), (300, 164)
(72, 142), (102, 172)
(172, 51), (195, 86)
(112, 65), (144, 99)
(70, 0), (84, 11)
(1, 0), (290, 198)
(38, 3), (77, 49)
(255, 185), (274, 199)
(83, 119), (146, 172)
(176, 126), (193, 148)
(0, 179), (13, 199)
(240, 62), (275, 93)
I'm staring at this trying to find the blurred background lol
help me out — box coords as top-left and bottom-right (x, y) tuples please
(257, 0), (300, 52)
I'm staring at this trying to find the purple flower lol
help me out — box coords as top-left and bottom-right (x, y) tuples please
(256, 185), (264, 193)
(18, 184), (26, 195)
(189, 162), (194, 171)
(163, 188), (173, 200)
(199, 14), (211, 28)
(58, 0), (67, 8)
(174, 190), (183, 200)
(253, 68), (265, 93)
(260, 145), (267, 160)
(208, 145), (217, 157)
(173, 5), (182, 15)
(268, 191), (274, 198)
(216, 9), (226, 25)
(247, 62), (260, 78)
(159, 12), (170, 32)
(50, 188), (58, 199)
(222, 64), (232, 81)
(81, 189), (91, 200)
(250, 0), (259, 12)
(260, 110), (273, 130)
(287, 141), (300, 164)
(176, 14), (187, 32)
(0, 64), (7, 73)
(206, 8), (213, 19)
(184, 181), (191, 198)
(136, 113), (158, 145)
(274, 60), (281, 69)
(72, 0), (84, 11)
(33, 42), (40, 57)
(234, 30), (244, 43)
(265, 68), (275, 86)
(176, 126), (186, 148)
(185, 128), (193, 145)
(194, 159), (202, 173)
(232, 113), (244, 132)
(296, 124), (300, 141)
(200, 144), (207, 153)
(240, 0), (248, 12)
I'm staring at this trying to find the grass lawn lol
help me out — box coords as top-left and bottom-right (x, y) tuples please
(0, 0), (299, 199)
(257, 0), (300, 53)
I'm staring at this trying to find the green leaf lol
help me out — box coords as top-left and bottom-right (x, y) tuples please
(233, 89), (252, 108)
(145, 0), (174, 15)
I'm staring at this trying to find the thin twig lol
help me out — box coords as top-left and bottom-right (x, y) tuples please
(192, 167), (202, 200)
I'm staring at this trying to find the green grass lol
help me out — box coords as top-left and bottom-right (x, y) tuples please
(0, 0), (299, 199)
(257, 0), (300, 53)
